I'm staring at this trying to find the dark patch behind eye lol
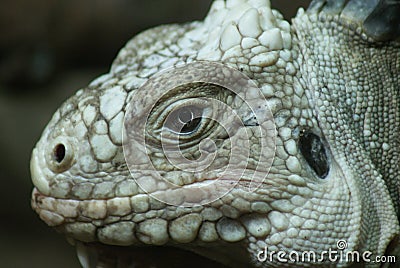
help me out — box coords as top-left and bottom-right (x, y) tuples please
(299, 132), (329, 178)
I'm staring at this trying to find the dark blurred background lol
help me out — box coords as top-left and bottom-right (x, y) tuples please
(0, 1), (310, 267)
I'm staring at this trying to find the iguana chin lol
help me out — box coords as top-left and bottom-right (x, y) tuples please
(30, 0), (400, 267)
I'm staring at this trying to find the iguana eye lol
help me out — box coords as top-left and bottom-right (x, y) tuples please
(299, 131), (329, 179)
(166, 105), (203, 135)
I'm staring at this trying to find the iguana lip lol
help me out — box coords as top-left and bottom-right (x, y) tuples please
(32, 188), (231, 267)
(75, 241), (228, 268)
(32, 186), (256, 267)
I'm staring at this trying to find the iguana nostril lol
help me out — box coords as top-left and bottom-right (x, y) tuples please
(47, 140), (73, 173)
(53, 143), (66, 163)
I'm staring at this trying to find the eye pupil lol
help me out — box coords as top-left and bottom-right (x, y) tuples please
(167, 106), (203, 135)
(181, 117), (201, 134)
(299, 132), (329, 179)
(178, 109), (194, 124)
(53, 144), (66, 163)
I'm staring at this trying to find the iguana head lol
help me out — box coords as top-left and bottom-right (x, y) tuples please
(31, 0), (400, 267)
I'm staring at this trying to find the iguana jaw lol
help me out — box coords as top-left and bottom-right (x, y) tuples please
(32, 187), (254, 267)
(74, 241), (248, 268)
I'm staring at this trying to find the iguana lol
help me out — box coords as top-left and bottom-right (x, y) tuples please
(30, 0), (400, 267)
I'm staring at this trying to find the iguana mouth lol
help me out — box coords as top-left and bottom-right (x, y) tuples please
(74, 242), (228, 268)
(32, 187), (253, 267)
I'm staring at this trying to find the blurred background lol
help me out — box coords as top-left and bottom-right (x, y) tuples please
(0, 0), (311, 267)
